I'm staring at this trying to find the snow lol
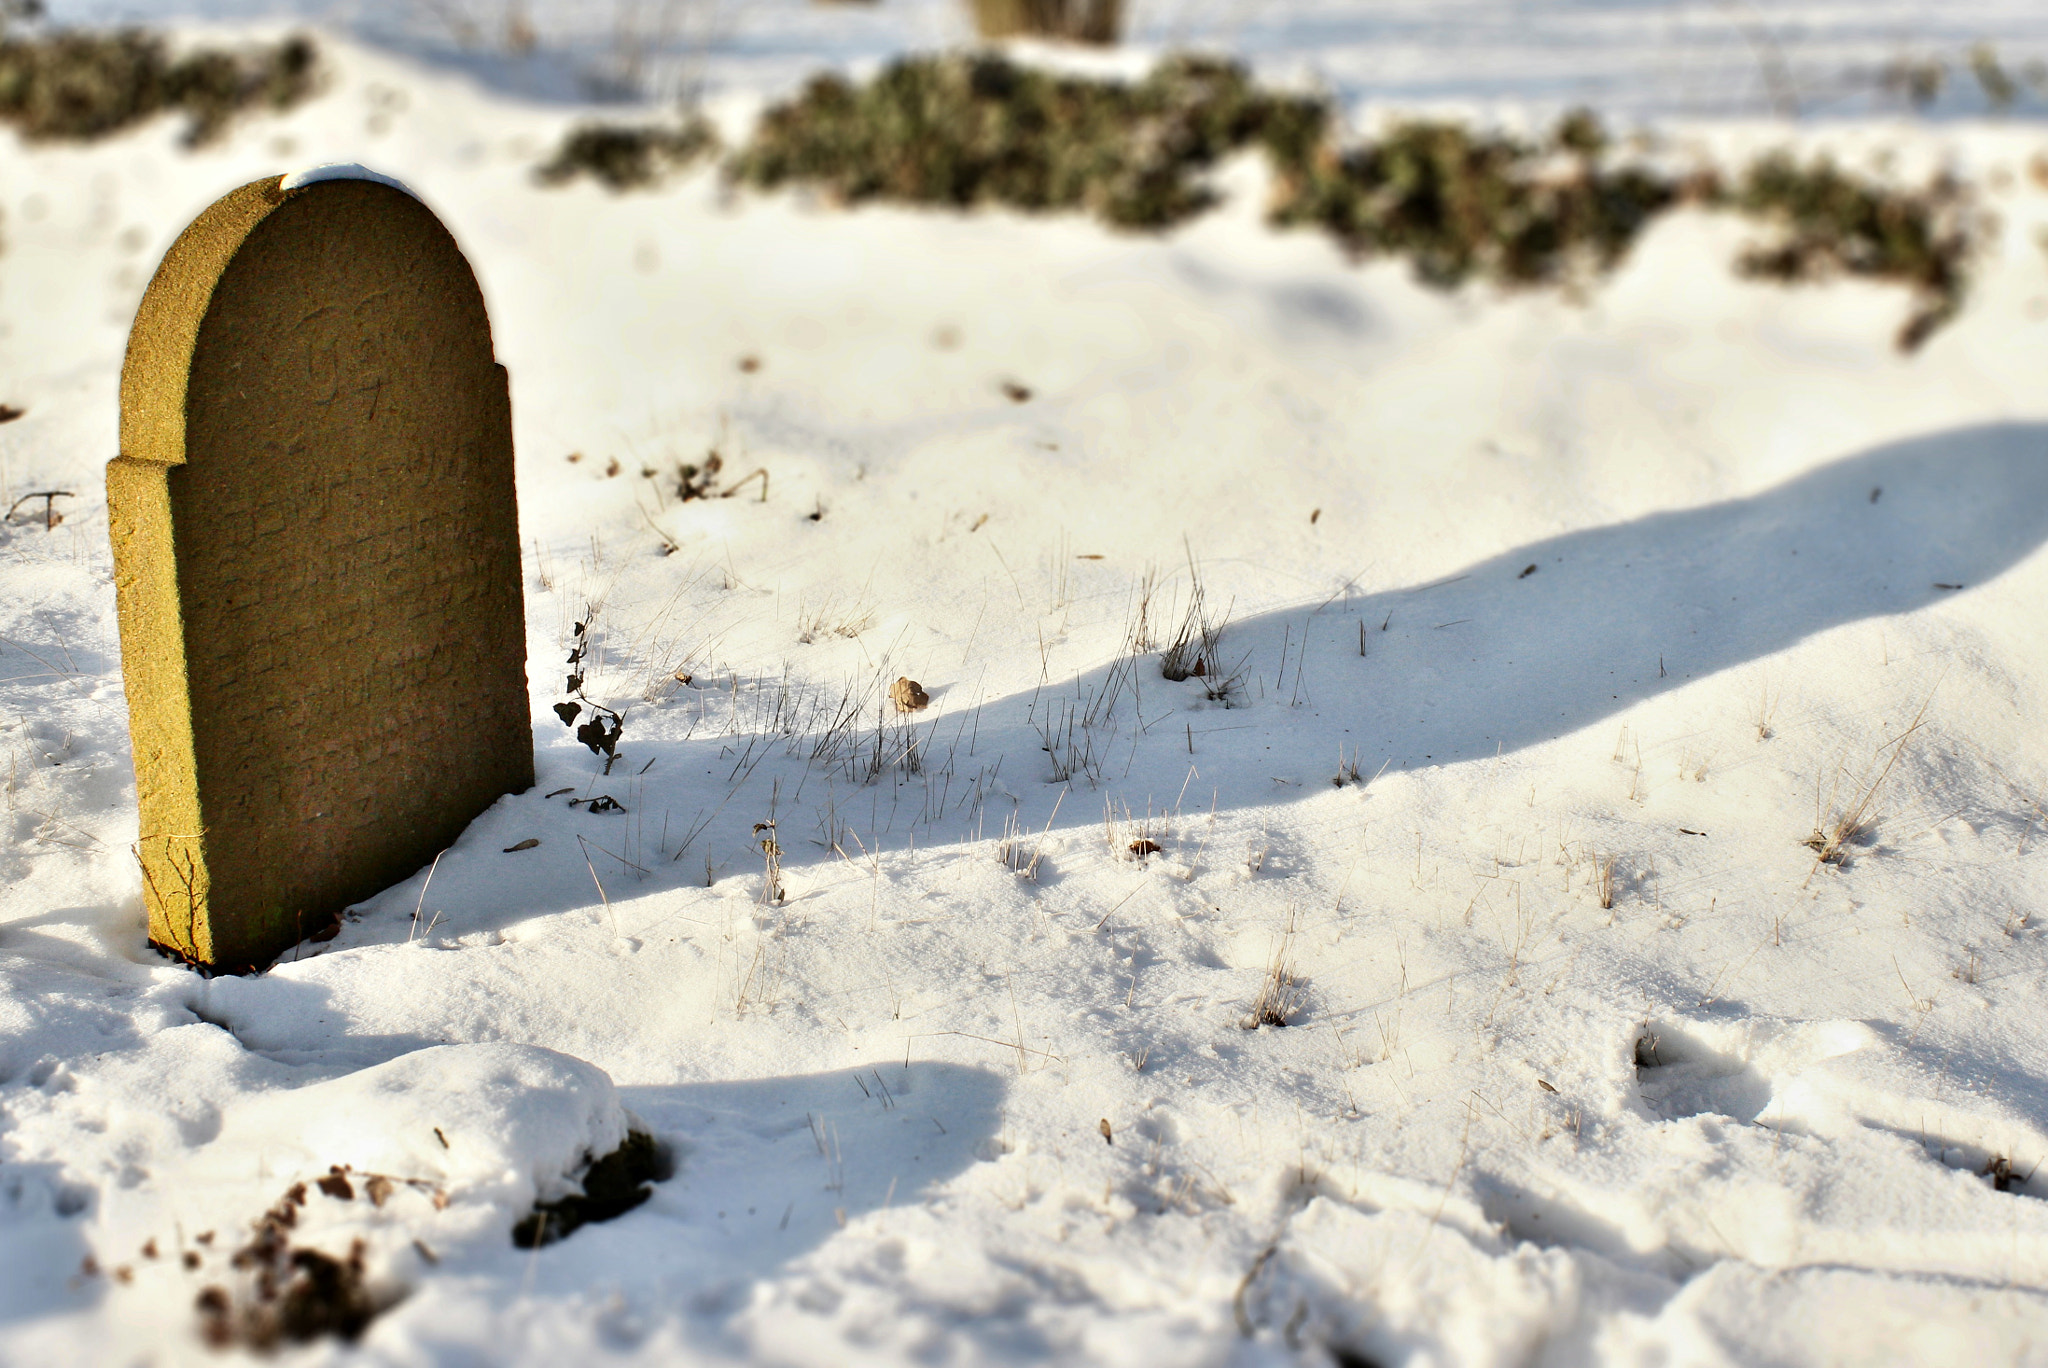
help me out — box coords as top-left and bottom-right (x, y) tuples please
(36, 0), (2048, 119)
(277, 162), (419, 197)
(2, 8), (2048, 1366)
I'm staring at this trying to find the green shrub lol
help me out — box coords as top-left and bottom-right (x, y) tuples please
(0, 30), (317, 145)
(728, 52), (1325, 230)
(1267, 113), (1681, 289)
(729, 57), (1685, 288)
(1730, 152), (1969, 351)
(542, 51), (1979, 350)
(534, 114), (718, 190)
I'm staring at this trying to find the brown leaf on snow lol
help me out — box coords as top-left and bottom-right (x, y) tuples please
(891, 677), (930, 712)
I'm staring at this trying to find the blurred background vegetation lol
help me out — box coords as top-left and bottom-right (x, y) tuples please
(0, 0), (2020, 351)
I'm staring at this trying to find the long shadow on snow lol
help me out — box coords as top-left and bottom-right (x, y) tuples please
(958, 419), (2048, 806)
(667, 419), (2048, 840)
(1256, 420), (2048, 764)
(307, 421), (2048, 949)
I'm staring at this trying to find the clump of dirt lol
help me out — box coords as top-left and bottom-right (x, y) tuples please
(0, 29), (318, 146)
(512, 1129), (669, 1248)
(534, 114), (719, 191)
(195, 1172), (406, 1350)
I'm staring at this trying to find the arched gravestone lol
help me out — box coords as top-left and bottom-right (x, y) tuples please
(109, 170), (533, 972)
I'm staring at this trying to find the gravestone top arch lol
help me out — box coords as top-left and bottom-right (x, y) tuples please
(110, 172), (533, 971)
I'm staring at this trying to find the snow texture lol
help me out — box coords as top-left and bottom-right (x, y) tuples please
(2, 7), (2048, 1366)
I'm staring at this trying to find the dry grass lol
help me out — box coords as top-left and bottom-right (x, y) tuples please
(1331, 744), (1371, 787)
(998, 790), (1063, 881)
(1591, 852), (1618, 910)
(1159, 556), (1235, 697)
(1104, 796), (1168, 861)
(1804, 690), (1935, 868)
(1753, 676), (1779, 740)
(1244, 927), (1303, 1028)
(754, 819), (784, 905)
(794, 596), (875, 644)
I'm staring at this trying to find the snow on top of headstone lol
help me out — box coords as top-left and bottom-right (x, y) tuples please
(279, 163), (418, 199)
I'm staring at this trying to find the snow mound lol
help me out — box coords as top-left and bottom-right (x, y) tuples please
(54, 1044), (639, 1358)
(197, 1042), (630, 1210)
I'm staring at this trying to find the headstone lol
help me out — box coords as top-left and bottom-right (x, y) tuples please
(109, 170), (533, 972)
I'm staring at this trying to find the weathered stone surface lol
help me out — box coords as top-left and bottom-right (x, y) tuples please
(109, 174), (532, 971)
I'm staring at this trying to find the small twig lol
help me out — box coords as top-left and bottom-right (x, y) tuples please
(4, 491), (72, 531)
(906, 1030), (1063, 1063)
(720, 467), (770, 502)
(576, 834), (618, 936)
(407, 849), (448, 945)
(1094, 878), (1146, 931)
(1232, 1244), (1278, 1337)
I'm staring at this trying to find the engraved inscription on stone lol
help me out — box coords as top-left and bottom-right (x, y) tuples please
(109, 174), (533, 971)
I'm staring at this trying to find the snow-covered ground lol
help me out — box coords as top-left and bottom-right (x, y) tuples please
(37, 0), (2048, 120)
(5, 9), (2048, 1365)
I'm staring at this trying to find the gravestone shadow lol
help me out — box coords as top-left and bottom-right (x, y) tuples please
(1190, 418), (2048, 767)
(935, 418), (2048, 824)
(303, 421), (2048, 950)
